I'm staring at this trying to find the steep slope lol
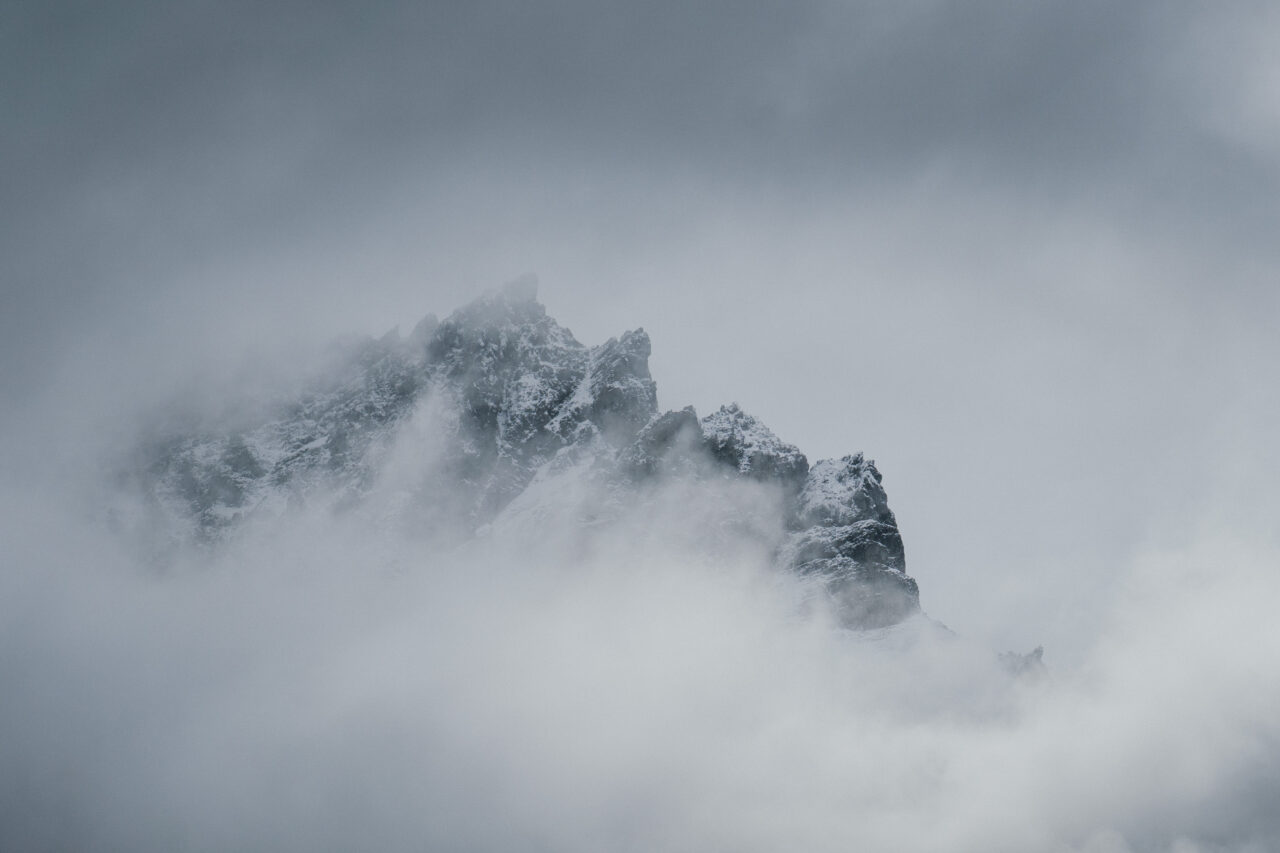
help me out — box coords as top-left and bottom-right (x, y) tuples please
(127, 278), (920, 628)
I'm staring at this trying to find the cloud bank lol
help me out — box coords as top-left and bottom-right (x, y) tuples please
(2, 367), (1278, 853)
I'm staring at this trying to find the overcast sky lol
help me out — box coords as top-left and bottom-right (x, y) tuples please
(8, 3), (1280, 850)
(5, 0), (1280, 656)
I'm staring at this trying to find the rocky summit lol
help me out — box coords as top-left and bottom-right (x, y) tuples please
(127, 278), (920, 629)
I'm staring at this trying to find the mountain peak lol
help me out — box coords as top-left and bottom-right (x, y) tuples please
(125, 288), (919, 629)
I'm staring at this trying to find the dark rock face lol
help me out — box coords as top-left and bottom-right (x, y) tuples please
(619, 407), (704, 480)
(130, 280), (921, 628)
(700, 404), (810, 489)
(784, 455), (918, 628)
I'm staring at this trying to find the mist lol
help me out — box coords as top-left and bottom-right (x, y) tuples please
(2, 306), (1278, 852)
(5, 1), (1280, 850)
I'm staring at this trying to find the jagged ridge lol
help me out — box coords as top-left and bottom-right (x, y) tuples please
(129, 277), (920, 628)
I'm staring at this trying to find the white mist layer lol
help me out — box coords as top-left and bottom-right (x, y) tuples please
(3, 449), (1279, 853)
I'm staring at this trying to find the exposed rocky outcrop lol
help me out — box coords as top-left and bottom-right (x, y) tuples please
(129, 278), (921, 628)
(783, 455), (917, 629)
(701, 404), (810, 489)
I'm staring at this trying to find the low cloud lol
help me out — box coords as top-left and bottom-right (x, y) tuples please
(2, 379), (1277, 853)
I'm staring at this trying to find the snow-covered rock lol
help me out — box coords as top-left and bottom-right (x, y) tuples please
(700, 404), (809, 487)
(784, 454), (918, 628)
(125, 280), (922, 629)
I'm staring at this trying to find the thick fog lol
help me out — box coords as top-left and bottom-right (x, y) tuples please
(4, 371), (1280, 852)
(4, 1), (1280, 850)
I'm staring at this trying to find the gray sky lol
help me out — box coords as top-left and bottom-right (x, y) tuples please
(7, 4), (1280, 850)
(4, 0), (1280, 657)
